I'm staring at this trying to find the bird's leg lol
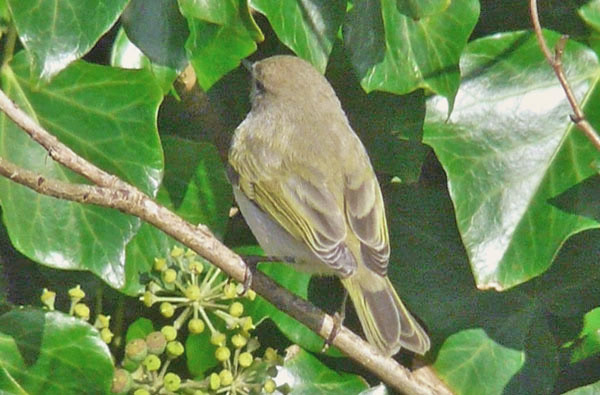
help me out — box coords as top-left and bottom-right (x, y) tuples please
(322, 287), (349, 352)
(238, 255), (292, 295)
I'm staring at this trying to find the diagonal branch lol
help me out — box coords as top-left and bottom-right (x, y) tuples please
(530, 0), (600, 152)
(0, 89), (448, 395)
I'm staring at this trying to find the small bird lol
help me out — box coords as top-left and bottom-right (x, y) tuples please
(228, 55), (430, 356)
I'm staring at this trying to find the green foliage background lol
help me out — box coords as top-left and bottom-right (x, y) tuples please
(0, 0), (599, 394)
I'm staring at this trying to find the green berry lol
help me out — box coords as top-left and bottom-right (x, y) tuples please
(264, 347), (279, 363)
(161, 325), (177, 341)
(154, 257), (167, 271)
(142, 354), (161, 371)
(185, 284), (201, 301)
(188, 318), (205, 334)
(125, 338), (148, 362)
(229, 302), (244, 317)
(264, 378), (276, 393)
(245, 289), (257, 301)
(223, 283), (237, 299)
(145, 331), (167, 355)
(231, 333), (247, 348)
(219, 369), (233, 386)
(110, 368), (132, 394)
(211, 332), (226, 346)
(189, 261), (203, 274)
(68, 285), (85, 300)
(73, 303), (90, 321)
(209, 372), (221, 390)
(40, 288), (56, 310)
(166, 341), (184, 359)
(133, 389), (150, 395)
(238, 352), (253, 367)
(170, 245), (184, 258)
(142, 291), (155, 307)
(162, 268), (177, 284)
(100, 328), (114, 344)
(215, 346), (231, 362)
(160, 302), (175, 318)
(164, 372), (181, 391)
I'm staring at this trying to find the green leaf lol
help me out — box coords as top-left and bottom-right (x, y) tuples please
(125, 317), (155, 344)
(0, 309), (113, 394)
(186, 332), (218, 376)
(121, 0), (189, 70)
(182, 0), (261, 90)
(569, 307), (600, 363)
(563, 380), (600, 395)
(161, 136), (232, 239)
(384, 180), (600, 394)
(344, 0), (479, 107)
(434, 329), (525, 395)
(0, 52), (164, 289)
(395, 0), (451, 19)
(550, 174), (600, 222)
(277, 345), (368, 394)
(326, 43), (428, 182)
(250, 0), (346, 73)
(423, 31), (600, 290)
(579, 0), (600, 33)
(110, 28), (179, 95)
(6, 0), (128, 81)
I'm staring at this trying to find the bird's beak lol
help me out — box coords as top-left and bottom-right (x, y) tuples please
(241, 59), (253, 72)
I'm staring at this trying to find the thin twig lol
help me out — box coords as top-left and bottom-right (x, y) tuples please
(530, 0), (600, 152)
(0, 89), (446, 395)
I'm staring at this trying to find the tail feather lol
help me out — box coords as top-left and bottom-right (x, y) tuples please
(342, 273), (430, 357)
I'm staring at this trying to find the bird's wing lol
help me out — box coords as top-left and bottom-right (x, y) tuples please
(344, 172), (390, 276)
(233, 158), (356, 276)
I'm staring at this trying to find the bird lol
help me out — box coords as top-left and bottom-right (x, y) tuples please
(227, 55), (430, 356)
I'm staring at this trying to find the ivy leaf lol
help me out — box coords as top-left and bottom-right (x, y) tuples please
(434, 329), (525, 395)
(344, 0), (479, 109)
(0, 52), (164, 289)
(276, 345), (368, 393)
(182, 0), (262, 90)
(6, 0), (128, 81)
(423, 31), (600, 290)
(0, 309), (113, 394)
(121, 0), (189, 70)
(250, 0), (346, 73)
(395, 0), (451, 20)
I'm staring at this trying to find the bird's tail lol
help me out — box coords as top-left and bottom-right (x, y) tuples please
(341, 270), (430, 357)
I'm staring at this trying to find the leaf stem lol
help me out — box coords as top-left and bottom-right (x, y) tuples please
(529, 0), (600, 152)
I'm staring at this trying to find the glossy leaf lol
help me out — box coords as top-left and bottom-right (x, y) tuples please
(250, 0), (346, 73)
(569, 307), (600, 363)
(423, 31), (600, 290)
(6, 0), (128, 81)
(121, 0), (189, 70)
(385, 180), (600, 394)
(579, 0), (600, 33)
(326, 43), (428, 182)
(182, 0), (262, 90)
(434, 329), (525, 395)
(276, 345), (368, 393)
(563, 380), (600, 395)
(0, 52), (164, 289)
(0, 309), (113, 394)
(395, 0), (451, 19)
(344, 0), (479, 107)
(161, 136), (232, 239)
(110, 28), (179, 94)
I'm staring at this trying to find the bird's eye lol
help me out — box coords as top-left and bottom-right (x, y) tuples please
(253, 79), (266, 94)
